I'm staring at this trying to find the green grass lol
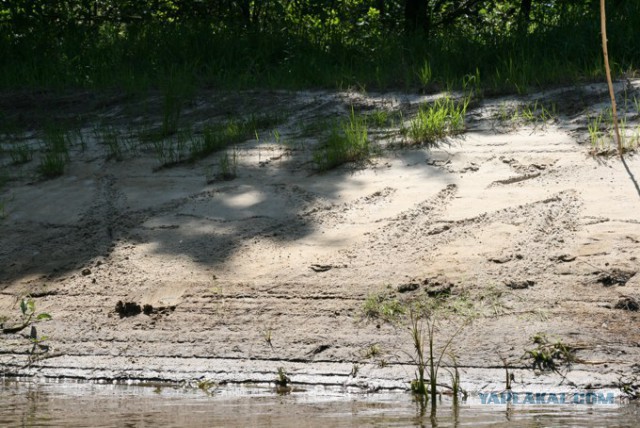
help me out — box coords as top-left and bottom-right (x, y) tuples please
(9, 143), (33, 165)
(362, 292), (405, 322)
(517, 101), (557, 124)
(406, 96), (469, 145)
(38, 125), (71, 178)
(217, 147), (238, 181)
(313, 108), (370, 171)
(408, 310), (467, 410)
(38, 152), (67, 178)
(2, 2), (638, 95)
(150, 113), (283, 168)
(367, 109), (403, 128)
(588, 108), (639, 155)
(100, 127), (125, 161)
(525, 333), (576, 371)
(588, 113), (605, 151)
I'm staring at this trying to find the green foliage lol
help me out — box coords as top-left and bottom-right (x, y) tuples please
(408, 310), (467, 410)
(275, 367), (290, 387)
(314, 108), (370, 171)
(1, 1), (638, 93)
(407, 96), (468, 145)
(588, 113), (605, 149)
(38, 152), (67, 178)
(417, 60), (433, 88)
(19, 297), (52, 329)
(9, 143), (33, 165)
(2, 296), (52, 338)
(38, 125), (72, 178)
(149, 113), (281, 168)
(362, 292), (406, 322)
(363, 343), (381, 359)
(367, 109), (403, 128)
(217, 147), (238, 181)
(525, 333), (576, 371)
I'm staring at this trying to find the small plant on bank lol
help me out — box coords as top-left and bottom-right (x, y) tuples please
(462, 68), (482, 99)
(407, 310), (466, 408)
(587, 108), (639, 155)
(524, 333), (576, 371)
(417, 60), (433, 88)
(9, 143), (33, 165)
(38, 125), (73, 178)
(407, 95), (469, 145)
(517, 101), (557, 126)
(350, 363), (360, 377)
(367, 109), (403, 129)
(588, 112), (605, 151)
(363, 343), (381, 359)
(98, 126), (139, 161)
(618, 374), (639, 401)
(362, 292), (405, 322)
(274, 367), (292, 393)
(446, 353), (465, 403)
(499, 354), (515, 391)
(197, 379), (217, 396)
(149, 113), (284, 168)
(38, 152), (67, 178)
(2, 297), (52, 364)
(101, 127), (128, 161)
(217, 147), (238, 180)
(263, 328), (273, 348)
(313, 108), (370, 171)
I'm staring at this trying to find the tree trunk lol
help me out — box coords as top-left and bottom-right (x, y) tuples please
(238, 0), (251, 27)
(405, 0), (430, 34)
(519, 0), (532, 31)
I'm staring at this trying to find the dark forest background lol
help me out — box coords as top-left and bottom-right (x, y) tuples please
(1, 1), (638, 93)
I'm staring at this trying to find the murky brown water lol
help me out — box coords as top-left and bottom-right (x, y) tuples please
(1, 379), (638, 427)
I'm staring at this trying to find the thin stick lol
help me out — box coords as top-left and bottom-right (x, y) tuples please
(600, 0), (623, 157)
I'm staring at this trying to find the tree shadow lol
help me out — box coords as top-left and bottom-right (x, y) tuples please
(622, 156), (640, 199)
(0, 89), (453, 288)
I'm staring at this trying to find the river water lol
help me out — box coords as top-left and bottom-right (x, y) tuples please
(1, 379), (638, 427)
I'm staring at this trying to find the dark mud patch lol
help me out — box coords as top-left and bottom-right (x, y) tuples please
(595, 269), (636, 287)
(505, 279), (535, 290)
(614, 296), (640, 311)
(143, 304), (176, 316)
(115, 301), (142, 318)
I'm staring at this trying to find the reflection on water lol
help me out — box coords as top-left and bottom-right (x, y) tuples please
(0, 379), (638, 427)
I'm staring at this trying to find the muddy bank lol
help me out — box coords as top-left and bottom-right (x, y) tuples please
(1, 82), (639, 395)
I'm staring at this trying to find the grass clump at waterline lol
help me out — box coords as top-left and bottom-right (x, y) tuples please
(313, 108), (372, 171)
(360, 287), (472, 410)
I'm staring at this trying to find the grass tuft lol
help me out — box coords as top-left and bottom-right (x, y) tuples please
(406, 96), (468, 145)
(313, 108), (370, 171)
(362, 292), (405, 322)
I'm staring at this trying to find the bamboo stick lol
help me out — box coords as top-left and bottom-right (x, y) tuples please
(600, 0), (623, 157)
